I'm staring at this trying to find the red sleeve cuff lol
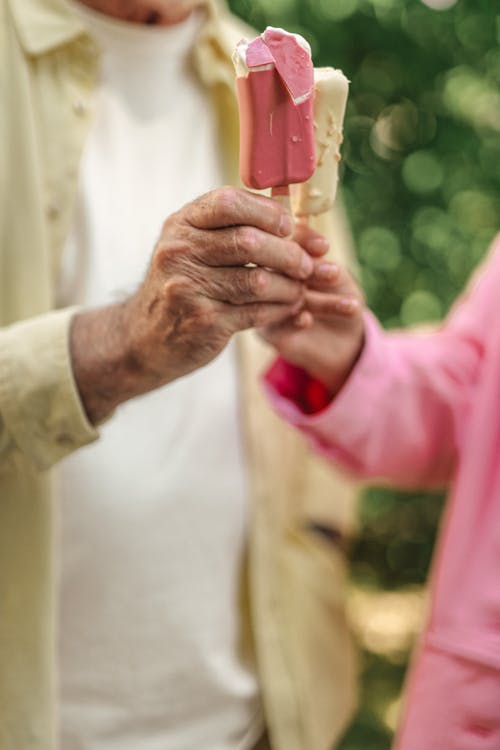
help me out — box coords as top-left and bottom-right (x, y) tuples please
(265, 359), (334, 415)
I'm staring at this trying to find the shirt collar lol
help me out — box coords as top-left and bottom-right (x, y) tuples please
(8, 0), (87, 55)
(9, 0), (230, 58)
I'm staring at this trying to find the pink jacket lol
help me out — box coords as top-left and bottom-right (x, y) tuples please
(265, 235), (500, 749)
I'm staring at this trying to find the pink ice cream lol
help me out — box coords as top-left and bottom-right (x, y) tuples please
(233, 27), (316, 191)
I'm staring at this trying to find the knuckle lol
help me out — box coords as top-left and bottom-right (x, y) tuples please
(251, 269), (268, 297)
(154, 241), (192, 272)
(213, 187), (239, 221)
(284, 242), (303, 275)
(159, 211), (186, 241)
(235, 226), (257, 256)
(183, 196), (203, 226)
(185, 190), (223, 228)
(232, 268), (267, 299)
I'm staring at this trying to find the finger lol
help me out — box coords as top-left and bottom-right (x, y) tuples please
(263, 310), (314, 332)
(202, 267), (304, 306)
(308, 265), (367, 307)
(304, 290), (362, 317)
(184, 187), (293, 237)
(292, 224), (330, 258)
(258, 314), (311, 346)
(190, 226), (314, 280)
(307, 263), (365, 296)
(293, 310), (314, 329)
(307, 262), (341, 290)
(223, 300), (304, 333)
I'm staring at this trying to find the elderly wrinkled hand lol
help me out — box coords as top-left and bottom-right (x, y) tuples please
(70, 187), (328, 423)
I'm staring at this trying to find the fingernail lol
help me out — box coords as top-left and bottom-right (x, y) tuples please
(339, 297), (359, 314)
(294, 311), (310, 328)
(291, 297), (304, 314)
(316, 263), (339, 280)
(279, 213), (293, 237)
(310, 237), (330, 255)
(301, 254), (314, 277)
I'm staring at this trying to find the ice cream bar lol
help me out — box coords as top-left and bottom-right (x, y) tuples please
(293, 67), (349, 217)
(233, 27), (316, 192)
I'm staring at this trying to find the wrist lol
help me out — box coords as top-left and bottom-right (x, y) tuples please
(310, 329), (365, 397)
(70, 301), (147, 424)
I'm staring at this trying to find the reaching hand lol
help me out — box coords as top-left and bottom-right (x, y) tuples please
(260, 261), (366, 396)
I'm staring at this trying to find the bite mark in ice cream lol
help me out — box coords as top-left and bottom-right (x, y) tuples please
(260, 27), (313, 104)
(233, 27), (316, 191)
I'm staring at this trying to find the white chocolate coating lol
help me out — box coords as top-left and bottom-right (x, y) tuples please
(232, 40), (252, 77)
(292, 67), (349, 217)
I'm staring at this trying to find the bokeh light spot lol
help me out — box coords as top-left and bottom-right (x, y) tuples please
(443, 66), (500, 132)
(449, 190), (499, 232)
(400, 290), (442, 325)
(317, 0), (359, 22)
(420, 0), (458, 9)
(371, 102), (419, 158)
(360, 227), (401, 272)
(402, 151), (444, 194)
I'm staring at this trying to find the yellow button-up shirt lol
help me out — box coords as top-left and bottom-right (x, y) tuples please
(0, 1), (358, 748)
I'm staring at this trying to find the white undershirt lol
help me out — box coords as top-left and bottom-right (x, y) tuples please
(56, 7), (262, 749)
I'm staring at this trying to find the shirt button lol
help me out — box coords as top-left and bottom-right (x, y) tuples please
(47, 204), (60, 220)
(72, 99), (87, 117)
(56, 432), (74, 448)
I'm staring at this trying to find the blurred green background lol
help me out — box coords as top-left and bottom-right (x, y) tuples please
(228, 0), (499, 747)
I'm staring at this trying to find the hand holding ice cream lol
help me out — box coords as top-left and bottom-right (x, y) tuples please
(70, 187), (326, 423)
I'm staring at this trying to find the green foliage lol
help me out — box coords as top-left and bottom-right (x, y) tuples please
(351, 488), (444, 589)
(227, 0), (499, 746)
(340, 651), (408, 749)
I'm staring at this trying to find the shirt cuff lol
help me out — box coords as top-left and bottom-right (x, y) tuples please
(0, 307), (99, 471)
(262, 359), (334, 415)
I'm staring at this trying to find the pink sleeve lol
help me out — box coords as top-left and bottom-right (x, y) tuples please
(263, 240), (500, 488)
